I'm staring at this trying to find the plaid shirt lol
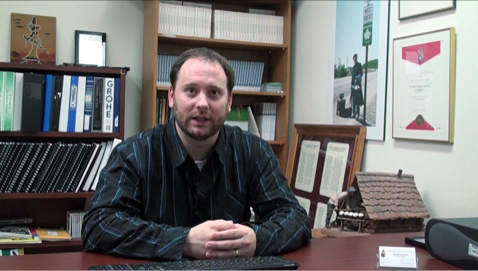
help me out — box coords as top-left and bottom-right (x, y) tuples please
(82, 120), (311, 260)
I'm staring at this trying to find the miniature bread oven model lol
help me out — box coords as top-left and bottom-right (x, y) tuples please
(336, 171), (430, 234)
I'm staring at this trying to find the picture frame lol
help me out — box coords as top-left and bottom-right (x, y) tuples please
(75, 30), (106, 67)
(398, 0), (456, 21)
(392, 28), (456, 143)
(285, 124), (366, 230)
(10, 13), (56, 65)
(331, 0), (390, 142)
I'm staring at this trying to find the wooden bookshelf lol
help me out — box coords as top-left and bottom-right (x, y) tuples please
(0, 62), (128, 254)
(142, 0), (292, 170)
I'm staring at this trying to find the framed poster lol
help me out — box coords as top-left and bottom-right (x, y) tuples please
(331, 0), (390, 141)
(392, 28), (456, 143)
(285, 124), (366, 230)
(11, 13), (56, 65)
(399, 0), (456, 20)
(75, 30), (106, 67)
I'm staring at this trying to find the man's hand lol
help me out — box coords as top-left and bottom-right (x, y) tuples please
(204, 223), (256, 259)
(183, 220), (235, 259)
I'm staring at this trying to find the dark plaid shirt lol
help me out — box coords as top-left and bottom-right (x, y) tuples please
(82, 121), (311, 260)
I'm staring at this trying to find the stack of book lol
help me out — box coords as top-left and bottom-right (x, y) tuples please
(0, 138), (121, 193)
(0, 71), (121, 133)
(67, 211), (86, 239)
(260, 82), (283, 93)
(0, 226), (41, 245)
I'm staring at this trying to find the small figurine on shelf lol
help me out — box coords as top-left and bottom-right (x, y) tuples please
(325, 186), (362, 229)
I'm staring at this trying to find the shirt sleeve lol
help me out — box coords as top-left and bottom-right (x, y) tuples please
(81, 139), (190, 260)
(245, 140), (312, 256)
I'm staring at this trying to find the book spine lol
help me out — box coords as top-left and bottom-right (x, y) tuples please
(83, 76), (94, 132)
(113, 78), (120, 133)
(3, 72), (15, 132)
(7, 143), (34, 193)
(13, 73), (24, 131)
(58, 75), (71, 132)
(15, 144), (41, 192)
(42, 74), (54, 132)
(48, 144), (75, 193)
(75, 76), (86, 133)
(92, 78), (104, 132)
(0, 72), (4, 130)
(50, 75), (63, 132)
(21, 74), (45, 132)
(102, 78), (114, 133)
(67, 76), (78, 132)
(24, 143), (51, 193)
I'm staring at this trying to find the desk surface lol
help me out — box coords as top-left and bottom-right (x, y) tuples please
(0, 232), (458, 270)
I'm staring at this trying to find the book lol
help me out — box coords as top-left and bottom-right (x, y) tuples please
(67, 76), (79, 132)
(58, 75), (71, 132)
(113, 78), (120, 133)
(0, 228), (41, 245)
(103, 77), (114, 133)
(81, 142), (106, 192)
(42, 74), (54, 132)
(12, 72), (23, 131)
(3, 72), (15, 131)
(83, 76), (94, 132)
(75, 76), (86, 132)
(225, 106), (248, 131)
(0, 72), (4, 130)
(50, 75), (63, 132)
(0, 226), (31, 239)
(35, 228), (71, 241)
(92, 77), (104, 132)
(21, 73), (45, 132)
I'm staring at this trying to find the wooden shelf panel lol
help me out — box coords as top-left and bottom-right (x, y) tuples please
(0, 192), (94, 200)
(0, 131), (121, 140)
(157, 86), (286, 98)
(158, 34), (287, 51)
(0, 62), (127, 77)
(268, 140), (286, 146)
(0, 239), (82, 250)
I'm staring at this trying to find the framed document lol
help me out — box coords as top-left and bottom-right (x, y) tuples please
(285, 124), (366, 230)
(392, 28), (456, 143)
(398, 0), (456, 20)
(75, 30), (106, 66)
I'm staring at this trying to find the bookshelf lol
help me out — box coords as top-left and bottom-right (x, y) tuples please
(0, 62), (127, 254)
(142, 0), (292, 170)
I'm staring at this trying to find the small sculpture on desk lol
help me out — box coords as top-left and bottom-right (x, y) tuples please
(325, 186), (363, 230)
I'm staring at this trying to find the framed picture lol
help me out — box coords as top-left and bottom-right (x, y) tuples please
(399, 0), (456, 20)
(11, 13), (56, 65)
(331, 0), (390, 141)
(285, 124), (366, 230)
(392, 28), (456, 143)
(75, 30), (106, 66)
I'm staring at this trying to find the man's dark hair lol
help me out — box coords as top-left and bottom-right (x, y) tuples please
(170, 47), (235, 94)
(353, 53), (357, 59)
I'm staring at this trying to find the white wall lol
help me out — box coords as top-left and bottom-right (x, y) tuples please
(291, 0), (478, 218)
(0, 1), (144, 138)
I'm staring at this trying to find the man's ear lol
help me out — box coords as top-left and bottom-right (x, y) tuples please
(228, 92), (233, 112)
(168, 85), (174, 108)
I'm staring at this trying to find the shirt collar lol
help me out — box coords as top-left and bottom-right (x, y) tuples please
(165, 120), (228, 168)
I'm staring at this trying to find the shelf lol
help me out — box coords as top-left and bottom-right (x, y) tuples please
(157, 86), (286, 97)
(158, 34), (287, 51)
(0, 62), (128, 77)
(0, 192), (95, 200)
(0, 131), (121, 140)
(268, 140), (286, 146)
(0, 239), (82, 250)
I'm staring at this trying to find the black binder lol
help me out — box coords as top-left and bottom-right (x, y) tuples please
(21, 74), (45, 132)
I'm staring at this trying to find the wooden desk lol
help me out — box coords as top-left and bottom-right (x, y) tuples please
(0, 232), (458, 270)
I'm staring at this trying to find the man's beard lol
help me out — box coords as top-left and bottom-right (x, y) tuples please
(173, 102), (228, 141)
